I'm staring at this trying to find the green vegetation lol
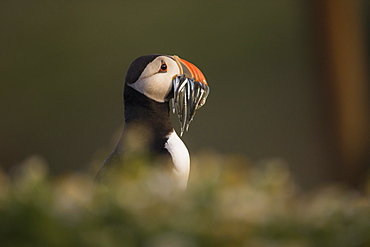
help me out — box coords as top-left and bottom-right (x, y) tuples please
(1, 154), (369, 247)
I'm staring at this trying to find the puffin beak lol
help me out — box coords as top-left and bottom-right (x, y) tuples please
(171, 55), (210, 136)
(173, 55), (208, 86)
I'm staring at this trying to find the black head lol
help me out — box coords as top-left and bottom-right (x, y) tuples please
(125, 54), (161, 85)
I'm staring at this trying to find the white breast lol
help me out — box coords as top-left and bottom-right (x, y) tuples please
(164, 131), (190, 189)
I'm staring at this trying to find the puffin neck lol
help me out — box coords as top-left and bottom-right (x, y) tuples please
(123, 85), (173, 137)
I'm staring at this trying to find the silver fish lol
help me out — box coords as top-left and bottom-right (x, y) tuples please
(172, 75), (210, 136)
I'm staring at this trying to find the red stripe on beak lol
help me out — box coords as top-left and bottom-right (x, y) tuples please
(173, 56), (208, 85)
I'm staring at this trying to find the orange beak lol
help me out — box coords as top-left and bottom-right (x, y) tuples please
(173, 55), (208, 85)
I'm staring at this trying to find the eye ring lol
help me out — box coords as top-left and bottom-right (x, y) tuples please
(159, 62), (167, 72)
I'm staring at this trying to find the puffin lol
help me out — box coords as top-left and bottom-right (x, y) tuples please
(96, 54), (209, 189)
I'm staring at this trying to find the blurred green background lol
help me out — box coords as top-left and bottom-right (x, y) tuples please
(1, 1), (369, 188)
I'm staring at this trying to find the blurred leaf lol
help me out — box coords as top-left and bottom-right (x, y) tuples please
(0, 154), (369, 246)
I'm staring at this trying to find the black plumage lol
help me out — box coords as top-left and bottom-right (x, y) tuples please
(95, 55), (173, 182)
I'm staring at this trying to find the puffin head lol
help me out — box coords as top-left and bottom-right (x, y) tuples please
(125, 54), (207, 103)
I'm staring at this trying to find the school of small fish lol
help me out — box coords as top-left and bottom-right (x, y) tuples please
(171, 75), (210, 136)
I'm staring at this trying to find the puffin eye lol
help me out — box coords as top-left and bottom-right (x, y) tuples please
(159, 62), (167, 73)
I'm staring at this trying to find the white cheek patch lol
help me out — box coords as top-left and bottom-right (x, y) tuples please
(128, 57), (180, 103)
(129, 75), (172, 102)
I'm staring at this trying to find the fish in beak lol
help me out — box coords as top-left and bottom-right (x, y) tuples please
(171, 55), (210, 136)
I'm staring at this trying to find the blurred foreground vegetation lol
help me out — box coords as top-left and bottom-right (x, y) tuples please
(0, 153), (370, 247)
